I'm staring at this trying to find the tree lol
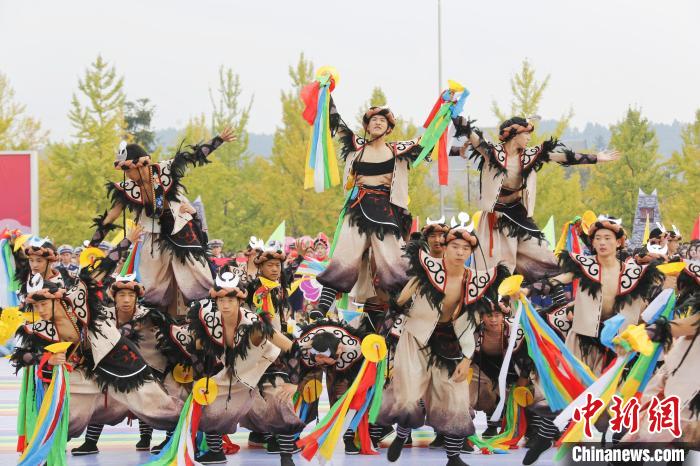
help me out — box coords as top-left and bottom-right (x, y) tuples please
(125, 98), (156, 151)
(40, 55), (125, 244)
(492, 60), (584, 230)
(586, 108), (663, 226)
(661, 109), (700, 235)
(209, 66), (253, 169)
(0, 71), (48, 149)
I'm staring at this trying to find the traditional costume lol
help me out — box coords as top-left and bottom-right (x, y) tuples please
(294, 318), (367, 453)
(71, 270), (192, 456)
(378, 227), (508, 466)
(315, 101), (426, 314)
(90, 137), (230, 313)
(187, 269), (282, 464)
(241, 246), (305, 466)
(451, 116), (599, 282)
(11, 264), (182, 449)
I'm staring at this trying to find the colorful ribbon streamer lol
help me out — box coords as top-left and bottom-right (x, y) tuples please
(17, 360), (70, 466)
(0, 235), (20, 307)
(144, 394), (202, 466)
(412, 81), (469, 173)
(469, 387), (528, 454)
(298, 343), (387, 461)
(301, 70), (341, 193)
(518, 297), (596, 411)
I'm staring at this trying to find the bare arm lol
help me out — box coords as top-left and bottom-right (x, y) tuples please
(548, 147), (619, 165)
(670, 314), (700, 338)
(396, 277), (419, 307)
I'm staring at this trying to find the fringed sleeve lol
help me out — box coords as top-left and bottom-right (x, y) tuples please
(10, 326), (44, 373)
(546, 141), (598, 167)
(89, 209), (121, 247)
(165, 136), (224, 201)
(329, 96), (360, 162)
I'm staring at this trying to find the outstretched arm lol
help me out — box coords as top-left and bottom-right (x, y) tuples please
(548, 145), (620, 166)
(172, 126), (237, 168)
(451, 116), (493, 160)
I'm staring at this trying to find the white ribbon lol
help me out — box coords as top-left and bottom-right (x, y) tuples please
(490, 298), (523, 421)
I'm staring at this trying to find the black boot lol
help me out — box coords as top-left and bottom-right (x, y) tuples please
(430, 433), (445, 449)
(370, 424), (394, 449)
(71, 440), (99, 456)
(280, 453), (295, 466)
(447, 455), (470, 466)
(482, 423), (500, 438)
(344, 430), (359, 454)
(135, 435), (151, 451)
(461, 438), (474, 454)
(248, 431), (267, 448)
(266, 435), (280, 454)
(150, 431), (173, 455)
(136, 420), (153, 450)
(197, 450), (227, 464)
(522, 434), (553, 465)
(387, 435), (406, 462)
(405, 433), (413, 447)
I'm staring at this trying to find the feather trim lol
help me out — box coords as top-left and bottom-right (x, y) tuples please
(405, 239), (445, 311)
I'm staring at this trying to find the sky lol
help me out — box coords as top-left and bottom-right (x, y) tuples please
(1, 0), (698, 141)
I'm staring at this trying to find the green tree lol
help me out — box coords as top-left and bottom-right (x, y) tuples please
(492, 59), (584, 230)
(40, 55), (125, 244)
(125, 98), (156, 151)
(209, 66), (252, 169)
(661, 109), (700, 235)
(588, 108), (664, 226)
(0, 71), (48, 149)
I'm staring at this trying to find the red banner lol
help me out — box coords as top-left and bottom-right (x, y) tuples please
(0, 152), (37, 233)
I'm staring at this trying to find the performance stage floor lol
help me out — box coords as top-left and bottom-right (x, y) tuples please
(2, 358), (695, 465)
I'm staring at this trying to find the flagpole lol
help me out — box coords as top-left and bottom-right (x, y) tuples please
(437, 0), (445, 217)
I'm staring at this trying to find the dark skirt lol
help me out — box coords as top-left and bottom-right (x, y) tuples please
(346, 185), (411, 240)
(494, 201), (545, 243)
(423, 321), (463, 377)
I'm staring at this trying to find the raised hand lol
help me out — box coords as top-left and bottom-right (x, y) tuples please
(220, 126), (238, 143)
(49, 352), (67, 366)
(596, 149), (620, 163)
(127, 224), (144, 243)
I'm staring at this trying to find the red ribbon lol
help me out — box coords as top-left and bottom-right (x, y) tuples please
(300, 82), (321, 125)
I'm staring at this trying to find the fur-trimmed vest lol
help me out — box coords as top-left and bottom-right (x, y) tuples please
(296, 321), (364, 380)
(560, 252), (661, 338)
(402, 241), (508, 359)
(341, 135), (421, 210)
(188, 298), (280, 390)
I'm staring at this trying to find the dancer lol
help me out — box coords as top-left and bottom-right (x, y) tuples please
(88, 127), (237, 315)
(522, 216), (663, 464)
(188, 268), (291, 464)
(451, 115), (619, 282)
(378, 225), (508, 466)
(12, 257), (182, 445)
(314, 98), (427, 316)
